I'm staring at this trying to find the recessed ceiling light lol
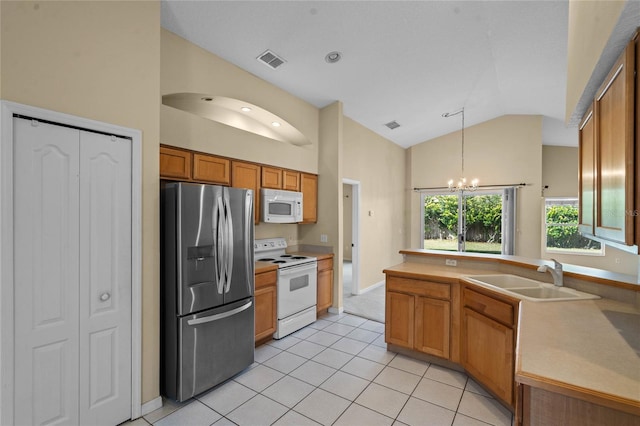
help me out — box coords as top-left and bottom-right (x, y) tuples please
(201, 97), (213, 102)
(241, 106), (252, 112)
(271, 121), (281, 127)
(325, 51), (342, 64)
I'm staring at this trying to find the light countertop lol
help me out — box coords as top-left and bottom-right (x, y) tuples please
(516, 298), (640, 411)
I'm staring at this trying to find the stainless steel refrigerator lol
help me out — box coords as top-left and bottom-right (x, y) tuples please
(161, 182), (255, 402)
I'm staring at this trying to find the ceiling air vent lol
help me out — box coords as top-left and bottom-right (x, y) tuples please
(257, 50), (286, 69)
(385, 120), (401, 130)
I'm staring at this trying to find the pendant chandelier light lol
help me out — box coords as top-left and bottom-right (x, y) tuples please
(442, 107), (478, 192)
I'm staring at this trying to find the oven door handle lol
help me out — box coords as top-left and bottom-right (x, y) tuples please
(278, 263), (317, 277)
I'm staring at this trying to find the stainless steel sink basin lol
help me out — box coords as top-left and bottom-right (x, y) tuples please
(463, 274), (600, 302)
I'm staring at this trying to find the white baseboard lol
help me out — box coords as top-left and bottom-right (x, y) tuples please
(357, 280), (385, 295)
(141, 396), (163, 416)
(328, 306), (344, 314)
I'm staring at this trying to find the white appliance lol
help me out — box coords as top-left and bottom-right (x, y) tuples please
(261, 189), (303, 223)
(255, 238), (317, 338)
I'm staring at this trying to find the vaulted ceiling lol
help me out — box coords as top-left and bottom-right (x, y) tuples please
(161, 1), (578, 148)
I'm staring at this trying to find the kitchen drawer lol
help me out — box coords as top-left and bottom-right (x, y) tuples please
(255, 270), (277, 290)
(317, 257), (333, 272)
(387, 276), (450, 300)
(463, 288), (514, 326)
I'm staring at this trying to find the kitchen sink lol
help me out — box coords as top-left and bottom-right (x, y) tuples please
(464, 274), (544, 289)
(463, 274), (600, 302)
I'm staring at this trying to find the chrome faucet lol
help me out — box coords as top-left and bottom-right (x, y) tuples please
(537, 259), (563, 287)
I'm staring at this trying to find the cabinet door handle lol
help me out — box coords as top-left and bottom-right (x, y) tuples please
(100, 292), (111, 302)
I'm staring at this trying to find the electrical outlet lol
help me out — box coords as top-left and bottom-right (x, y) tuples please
(320, 234), (328, 243)
(445, 259), (457, 267)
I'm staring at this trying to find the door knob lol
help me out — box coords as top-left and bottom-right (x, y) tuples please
(100, 292), (111, 302)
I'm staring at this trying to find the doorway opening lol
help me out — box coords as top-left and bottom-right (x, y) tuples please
(342, 179), (360, 298)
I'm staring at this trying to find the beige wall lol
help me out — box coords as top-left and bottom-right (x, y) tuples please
(409, 115), (543, 259)
(1, 0), (161, 404)
(540, 147), (638, 276)
(566, 0), (626, 121)
(343, 117), (406, 291)
(542, 146), (579, 198)
(299, 102), (344, 306)
(161, 29), (318, 175)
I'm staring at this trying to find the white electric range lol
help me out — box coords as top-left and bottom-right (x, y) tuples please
(254, 238), (317, 339)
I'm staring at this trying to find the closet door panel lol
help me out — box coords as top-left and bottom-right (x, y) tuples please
(79, 131), (132, 425)
(13, 117), (81, 426)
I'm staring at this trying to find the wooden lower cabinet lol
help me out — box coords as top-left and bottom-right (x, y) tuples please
(461, 285), (518, 407)
(254, 269), (277, 343)
(415, 296), (450, 358)
(384, 275), (520, 410)
(462, 307), (514, 404)
(317, 255), (334, 313)
(519, 385), (640, 426)
(385, 291), (414, 348)
(385, 275), (451, 359)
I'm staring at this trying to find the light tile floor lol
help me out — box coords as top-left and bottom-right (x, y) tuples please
(126, 312), (513, 426)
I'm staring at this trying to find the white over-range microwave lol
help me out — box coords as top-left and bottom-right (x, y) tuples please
(261, 189), (303, 223)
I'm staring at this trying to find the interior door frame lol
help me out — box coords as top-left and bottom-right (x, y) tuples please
(0, 101), (143, 423)
(342, 178), (360, 295)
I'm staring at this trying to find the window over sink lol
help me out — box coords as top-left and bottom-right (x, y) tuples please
(544, 198), (603, 256)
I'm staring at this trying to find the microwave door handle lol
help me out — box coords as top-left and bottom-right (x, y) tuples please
(215, 197), (225, 295)
(224, 191), (234, 294)
(186, 300), (253, 326)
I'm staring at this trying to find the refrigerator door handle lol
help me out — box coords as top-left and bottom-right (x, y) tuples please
(244, 191), (253, 295)
(224, 190), (234, 294)
(215, 197), (225, 295)
(186, 300), (253, 326)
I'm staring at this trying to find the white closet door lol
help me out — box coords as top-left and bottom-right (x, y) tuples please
(13, 118), (81, 425)
(78, 130), (132, 425)
(13, 117), (132, 425)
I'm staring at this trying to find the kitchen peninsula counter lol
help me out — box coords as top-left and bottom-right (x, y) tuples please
(516, 298), (640, 414)
(383, 257), (640, 418)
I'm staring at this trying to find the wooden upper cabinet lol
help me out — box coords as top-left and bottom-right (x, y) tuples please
(193, 153), (230, 185)
(160, 146), (192, 180)
(593, 38), (635, 245)
(283, 170), (300, 191)
(232, 161), (261, 224)
(300, 173), (318, 223)
(261, 166), (283, 189)
(578, 106), (595, 235)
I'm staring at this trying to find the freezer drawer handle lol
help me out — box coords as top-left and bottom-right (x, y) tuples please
(186, 300), (253, 326)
